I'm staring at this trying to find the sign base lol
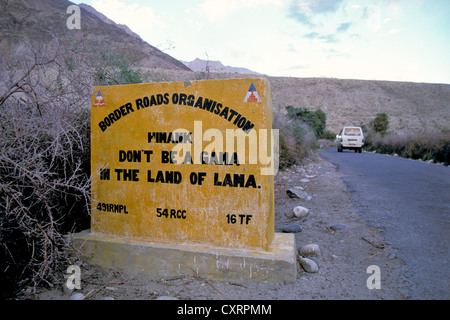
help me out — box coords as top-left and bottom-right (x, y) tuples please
(70, 230), (297, 284)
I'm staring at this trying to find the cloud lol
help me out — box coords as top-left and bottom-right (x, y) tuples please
(288, 65), (310, 70)
(287, 0), (345, 26)
(387, 27), (409, 35)
(326, 48), (351, 59)
(303, 32), (337, 43)
(287, 43), (297, 52)
(349, 33), (361, 40)
(300, 23), (352, 45)
(90, 0), (167, 38)
(337, 22), (351, 33)
(304, 0), (344, 14)
(197, 0), (283, 21)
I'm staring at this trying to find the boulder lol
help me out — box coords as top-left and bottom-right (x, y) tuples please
(299, 257), (318, 273)
(299, 244), (321, 257)
(286, 189), (312, 201)
(282, 224), (303, 233)
(293, 206), (309, 218)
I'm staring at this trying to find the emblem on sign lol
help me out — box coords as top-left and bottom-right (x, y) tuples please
(93, 91), (106, 107)
(243, 83), (262, 102)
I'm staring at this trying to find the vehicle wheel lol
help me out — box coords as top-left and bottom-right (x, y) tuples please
(358, 148), (362, 153)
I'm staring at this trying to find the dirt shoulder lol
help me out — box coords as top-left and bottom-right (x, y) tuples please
(20, 152), (405, 300)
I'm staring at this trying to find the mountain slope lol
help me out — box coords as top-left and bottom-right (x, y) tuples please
(183, 58), (259, 75)
(268, 76), (450, 134)
(0, 0), (190, 71)
(78, 3), (143, 41)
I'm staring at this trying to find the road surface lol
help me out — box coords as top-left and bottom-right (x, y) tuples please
(320, 147), (450, 299)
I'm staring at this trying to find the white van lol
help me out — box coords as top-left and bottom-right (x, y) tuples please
(336, 126), (365, 153)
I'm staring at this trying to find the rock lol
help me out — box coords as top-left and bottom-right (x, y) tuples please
(293, 206), (309, 218)
(286, 189), (301, 198)
(299, 244), (321, 257)
(156, 296), (179, 300)
(299, 257), (318, 273)
(282, 224), (303, 233)
(300, 178), (310, 183)
(286, 189), (311, 200)
(102, 296), (115, 300)
(69, 292), (85, 300)
(330, 223), (348, 231)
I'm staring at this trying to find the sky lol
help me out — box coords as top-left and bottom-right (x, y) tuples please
(72, 0), (450, 84)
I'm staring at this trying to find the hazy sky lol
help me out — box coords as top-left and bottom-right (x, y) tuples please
(73, 0), (450, 84)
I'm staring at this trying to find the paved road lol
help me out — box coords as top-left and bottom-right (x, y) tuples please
(320, 147), (450, 299)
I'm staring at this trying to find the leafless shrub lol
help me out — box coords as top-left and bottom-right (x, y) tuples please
(0, 32), (156, 296)
(0, 40), (92, 295)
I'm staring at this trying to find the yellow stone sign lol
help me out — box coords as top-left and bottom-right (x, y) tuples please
(90, 78), (276, 250)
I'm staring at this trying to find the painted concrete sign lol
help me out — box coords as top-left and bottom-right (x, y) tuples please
(90, 78), (277, 250)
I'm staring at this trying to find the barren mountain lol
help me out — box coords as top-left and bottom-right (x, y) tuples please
(267, 76), (450, 134)
(148, 68), (450, 135)
(77, 3), (143, 41)
(1, 0), (448, 135)
(183, 58), (260, 75)
(0, 0), (190, 71)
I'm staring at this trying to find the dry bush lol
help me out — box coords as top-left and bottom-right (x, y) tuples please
(0, 33), (156, 297)
(273, 110), (317, 170)
(364, 130), (450, 165)
(0, 41), (92, 296)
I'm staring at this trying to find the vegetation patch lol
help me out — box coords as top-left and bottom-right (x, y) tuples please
(362, 113), (450, 165)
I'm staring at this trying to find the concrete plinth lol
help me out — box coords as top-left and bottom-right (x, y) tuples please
(70, 230), (297, 284)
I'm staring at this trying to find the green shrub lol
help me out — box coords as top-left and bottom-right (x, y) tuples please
(371, 112), (389, 136)
(90, 48), (150, 85)
(321, 129), (337, 141)
(285, 106), (327, 138)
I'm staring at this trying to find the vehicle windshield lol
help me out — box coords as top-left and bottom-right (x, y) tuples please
(344, 128), (361, 136)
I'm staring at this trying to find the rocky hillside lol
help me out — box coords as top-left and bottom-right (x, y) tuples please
(78, 3), (143, 41)
(0, 0), (190, 71)
(147, 69), (450, 135)
(268, 76), (450, 134)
